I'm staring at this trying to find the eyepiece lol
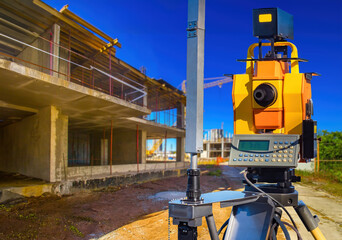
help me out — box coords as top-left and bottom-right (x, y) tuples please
(253, 83), (277, 107)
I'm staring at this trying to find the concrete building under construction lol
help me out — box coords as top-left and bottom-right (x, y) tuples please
(0, 0), (186, 186)
(201, 129), (232, 160)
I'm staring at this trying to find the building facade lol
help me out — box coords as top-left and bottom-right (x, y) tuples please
(0, 0), (186, 183)
(201, 129), (232, 159)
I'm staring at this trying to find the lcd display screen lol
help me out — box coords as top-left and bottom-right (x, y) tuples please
(238, 140), (269, 151)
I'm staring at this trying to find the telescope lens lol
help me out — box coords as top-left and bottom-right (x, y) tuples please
(253, 83), (277, 107)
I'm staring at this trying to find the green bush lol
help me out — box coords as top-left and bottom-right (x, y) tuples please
(319, 161), (342, 183)
(318, 130), (342, 160)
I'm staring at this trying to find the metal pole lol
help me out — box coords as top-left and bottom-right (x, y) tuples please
(164, 131), (167, 170)
(184, 0), (205, 203)
(92, 59), (95, 88)
(68, 30), (71, 81)
(109, 48), (112, 95)
(317, 139), (320, 172)
(103, 128), (105, 165)
(49, 31), (53, 75)
(190, 153), (197, 169)
(137, 124), (139, 172)
(110, 120), (113, 175)
(185, 0), (205, 156)
(205, 215), (219, 240)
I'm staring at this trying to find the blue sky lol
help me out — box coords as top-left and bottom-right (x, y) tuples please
(45, 0), (342, 136)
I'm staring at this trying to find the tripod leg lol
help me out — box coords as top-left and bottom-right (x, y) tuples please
(311, 228), (326, 240)
(178, 222), (198, 240)
(205, 214), (219, 240)
(294, 200), (326, 240)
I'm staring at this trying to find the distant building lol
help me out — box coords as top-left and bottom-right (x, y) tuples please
(201, 129), (232, 159)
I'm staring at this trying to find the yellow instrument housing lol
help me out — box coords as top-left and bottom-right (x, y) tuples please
(232, 42), (312, 135)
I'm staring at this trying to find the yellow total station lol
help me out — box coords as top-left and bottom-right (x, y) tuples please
(232, 42), (314, 136)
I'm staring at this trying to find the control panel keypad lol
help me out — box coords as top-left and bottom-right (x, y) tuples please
(229, 134), (300, 168)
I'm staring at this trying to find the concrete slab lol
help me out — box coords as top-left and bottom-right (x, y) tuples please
(0, 171), (53, 203)
(0, 106), (35, 127)
(123, 117), (185, 138)
(0, 59), (151, 128)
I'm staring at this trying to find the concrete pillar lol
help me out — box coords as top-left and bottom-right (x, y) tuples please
(207, 142), (210, 158)
(176, 137), (185, 162)
(53, 107), (68, 182)
(52, 24), (60, 77)
(0, 105), (68, 182)
(143, 88), (148, 107)
(177, 102), (185, 128)
(141, 130), (147, 164)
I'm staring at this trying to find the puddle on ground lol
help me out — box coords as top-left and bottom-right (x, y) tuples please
(148, 191), (186, 201)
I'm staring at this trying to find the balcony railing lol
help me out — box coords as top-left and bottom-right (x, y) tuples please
(143, 108), (184, 129)
(0, 32), (147, 107)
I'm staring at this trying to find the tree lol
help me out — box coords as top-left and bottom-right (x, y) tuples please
(318, 130), (342, 160)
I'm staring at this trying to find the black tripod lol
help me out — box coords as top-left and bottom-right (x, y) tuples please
(220, 167), (323, 240)
(169, 167), (325, 240)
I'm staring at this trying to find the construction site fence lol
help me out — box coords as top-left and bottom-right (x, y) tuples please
(0, 32), (146, 107)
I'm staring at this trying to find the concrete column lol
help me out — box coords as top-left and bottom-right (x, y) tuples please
(53, 107), (68, 182)
(207, 142), (210, 158)
(0, 105), (68, 182)
(176, 137), (185, 162)
(143, 87), (148, 107)
(141, 130), (147, 164)
(52, 24), (60, 77)
(177, 102), (185, 128)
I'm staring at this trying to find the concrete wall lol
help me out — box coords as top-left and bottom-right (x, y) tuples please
(67, 161), (187, 180)
(68, 132), (91, 166)
(112, 128), (144, 165)
(297, 161), (315, 172)
(68, 128), (147, 167)
(0, 106), (68, 182)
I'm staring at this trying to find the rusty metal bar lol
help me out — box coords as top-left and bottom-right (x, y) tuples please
(137, 124), (139, 172)
(67, 30), (71, 81)
(39, 34), (92, 61)
(103, 128), (106, 165)
(164, 131), (167, 169)
(110, 120), (113, 175)
(317, 139), (320, 172)
(109, 48), (112, 95)
(87, 135), (89, 165)
(92, 59), (95, 88)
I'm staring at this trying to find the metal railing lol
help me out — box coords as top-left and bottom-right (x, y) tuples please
(0, 32), (147, 106)
(143, 108), (184, 128)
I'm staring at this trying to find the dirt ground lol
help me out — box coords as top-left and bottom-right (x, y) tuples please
(1, 165), (340, 240)
(0, 166), (238, 240)
(102, 166), (342, 240)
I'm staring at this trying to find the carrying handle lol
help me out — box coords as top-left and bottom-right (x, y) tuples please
(246, 42), (299, 75)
